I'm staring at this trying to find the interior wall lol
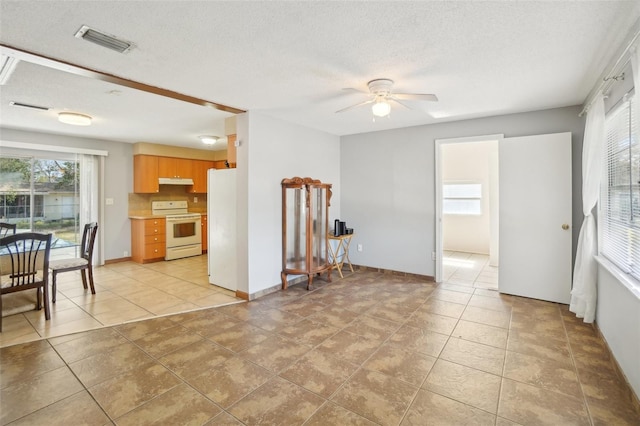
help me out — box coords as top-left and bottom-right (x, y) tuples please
(340, 105), (585, 277)
(441, 141), (495, 254)
(596, 262), (640, 398)
(238, 111), (341, 297)
(0, 127), (133, 262)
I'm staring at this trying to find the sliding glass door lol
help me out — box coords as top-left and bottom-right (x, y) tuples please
(0, 155), (81, 258)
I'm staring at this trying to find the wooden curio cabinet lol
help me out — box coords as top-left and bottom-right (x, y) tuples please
(281, 177), (332, 290)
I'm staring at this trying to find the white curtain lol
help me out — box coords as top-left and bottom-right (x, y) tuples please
(570, 92), (605, 323)
(79, 154), (100, 265)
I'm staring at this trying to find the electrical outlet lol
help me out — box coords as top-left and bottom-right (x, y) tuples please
(431, 251), (436, 261)
(105, 198), (114, 205)
(123, 251), (129, 257)
(194, 196), (198, 203)
(357, 244), (363, 252)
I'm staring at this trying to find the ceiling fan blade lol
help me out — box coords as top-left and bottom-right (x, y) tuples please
(393, 93), (439, 102)
(335, 99), (373, 113)
(342, 87), (368, 94)
(389, 96), (413, 110)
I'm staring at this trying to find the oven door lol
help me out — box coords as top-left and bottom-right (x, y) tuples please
(166, 215), (202, 248)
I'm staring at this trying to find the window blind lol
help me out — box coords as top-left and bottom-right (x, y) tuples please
(600, 95), (640, 279)
(443, 183), (482, 215)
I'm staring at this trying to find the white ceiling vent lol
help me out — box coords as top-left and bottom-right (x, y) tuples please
(9, 101), (50, 111)
(74, 25), (133, 53)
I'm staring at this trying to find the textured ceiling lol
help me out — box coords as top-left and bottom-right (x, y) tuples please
(1, 1), (639, 148)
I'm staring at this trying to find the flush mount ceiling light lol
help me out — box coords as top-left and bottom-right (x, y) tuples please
(58, 112), (92, 126)
(371, 98), (391, 117)
(74, 25), (133, 54)
(199, 135), (219, 145)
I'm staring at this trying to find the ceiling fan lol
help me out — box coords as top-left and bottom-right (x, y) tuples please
(336, 78), (438, 118)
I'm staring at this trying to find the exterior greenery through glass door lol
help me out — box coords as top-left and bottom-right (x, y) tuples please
(0, 156), (80, 253)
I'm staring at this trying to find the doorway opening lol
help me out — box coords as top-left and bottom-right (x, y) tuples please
(435, 134), (502, 290)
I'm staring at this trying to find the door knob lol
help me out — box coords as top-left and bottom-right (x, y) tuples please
(562, 224), (570, 230)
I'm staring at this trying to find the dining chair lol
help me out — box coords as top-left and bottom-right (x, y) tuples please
(50, 222), (98, 303)
(0, 222), (16, 238)
(0, 232), (52, 332)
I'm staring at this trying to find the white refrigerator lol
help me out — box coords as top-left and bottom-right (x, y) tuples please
(207, 168), (237, 291)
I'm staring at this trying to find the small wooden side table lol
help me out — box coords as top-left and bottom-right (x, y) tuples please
(328, 233), (354, 278)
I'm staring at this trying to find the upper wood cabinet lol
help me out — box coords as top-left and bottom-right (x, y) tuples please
(134, 154), (219, 194)
(158, 157), (192, 179)
(133, 155), (159, 193)
(189, 160), (214, 193)
(227, 134), (237, 168)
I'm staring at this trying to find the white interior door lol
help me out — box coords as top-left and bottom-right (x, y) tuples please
(499, 132), (572, 303)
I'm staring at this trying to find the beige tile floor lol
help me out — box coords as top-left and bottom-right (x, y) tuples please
(443, 251), (498, 290)
(0, 255), (242, 348)
(2, 266), (639, 425)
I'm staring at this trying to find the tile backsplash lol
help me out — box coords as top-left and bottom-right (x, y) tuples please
(128, 186), (207, 216)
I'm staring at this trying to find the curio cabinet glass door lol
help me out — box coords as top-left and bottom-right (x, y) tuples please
(281, 177), (332, 290)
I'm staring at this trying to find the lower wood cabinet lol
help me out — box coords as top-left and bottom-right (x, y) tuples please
(131, 218), (166, 263)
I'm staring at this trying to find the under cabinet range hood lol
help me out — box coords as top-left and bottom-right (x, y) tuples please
(159, 177), (194, 185)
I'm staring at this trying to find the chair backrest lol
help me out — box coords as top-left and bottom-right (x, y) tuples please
(0, 222), (16, 238)
(0, 232), (52, 292)
(80, 222), (98, 262)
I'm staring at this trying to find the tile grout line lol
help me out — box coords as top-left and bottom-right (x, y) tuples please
(560, 308), (596, 426)
(494, 290), (514, 426)
(5, 264), (636, 424)
(45, 337), (115, 424)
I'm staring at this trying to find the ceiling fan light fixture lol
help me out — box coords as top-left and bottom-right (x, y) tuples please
(199, 135), (219, 145)
(372, 99), (391, 117)
(58, 112), (92, 126)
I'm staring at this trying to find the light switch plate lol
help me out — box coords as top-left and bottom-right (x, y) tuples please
(105, 198), (114, 205)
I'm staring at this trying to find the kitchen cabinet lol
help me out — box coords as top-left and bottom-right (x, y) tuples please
(133, 155), (159, 193)
(134, 155), (221, 194)
(213, 160), (227, 169)
(131, 218), (166, 263)
(158, 157), (192, 179)
(189, 160), (214, 193)
(201, 214), (208, 252)
(227, 134), (237, 168)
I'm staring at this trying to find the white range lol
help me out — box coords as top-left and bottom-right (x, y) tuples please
(151, 200), (202, 260)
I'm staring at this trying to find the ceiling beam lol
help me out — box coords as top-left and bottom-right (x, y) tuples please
(0, 43), (246, 115)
